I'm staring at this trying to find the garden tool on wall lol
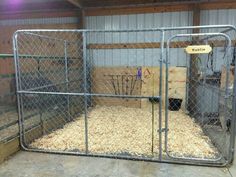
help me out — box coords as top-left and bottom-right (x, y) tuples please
(107, 75), (118, 95)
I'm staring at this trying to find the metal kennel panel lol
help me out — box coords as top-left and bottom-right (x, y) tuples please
(79, 30), (163, 158)
(164, 27), (236, 165)
(13, 29), (163, 159)
(14, 31), (86, 153)
(13, 25), (236, 166)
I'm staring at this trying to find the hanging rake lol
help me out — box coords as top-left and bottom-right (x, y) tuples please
(104, 74), (140, 95)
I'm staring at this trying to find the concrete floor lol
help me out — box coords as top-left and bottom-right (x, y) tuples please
(0, 151), (235, 177)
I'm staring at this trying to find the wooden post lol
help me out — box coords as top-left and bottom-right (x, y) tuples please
(188, 4), (200, 115)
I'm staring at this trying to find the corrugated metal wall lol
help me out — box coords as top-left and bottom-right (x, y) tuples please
(86, 10), (236, 68)
(86, 11), (193, 67)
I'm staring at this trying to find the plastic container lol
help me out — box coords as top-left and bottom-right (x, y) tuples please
(168, 98), (183, 111)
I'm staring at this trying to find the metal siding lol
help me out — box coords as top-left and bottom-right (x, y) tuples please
(86, 11), (192, 67)
(197, 85), (219, 115)
(200, 9), (236, 38)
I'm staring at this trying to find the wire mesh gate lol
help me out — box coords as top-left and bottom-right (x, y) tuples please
(13, 25), (236, 166)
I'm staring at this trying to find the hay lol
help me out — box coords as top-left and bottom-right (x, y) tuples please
(30, 105), (218, 159)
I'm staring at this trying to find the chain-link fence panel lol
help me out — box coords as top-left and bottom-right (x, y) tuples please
(165, 31), (235, 164)
(13, 26), (236, 166)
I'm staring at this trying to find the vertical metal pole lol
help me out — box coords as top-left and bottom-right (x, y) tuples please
(201, 54), (208, 124)
(13, 32), (25, 146)
(164, 38), (170, 154)
(64, 41), (71, 121)
(83, 31), (89, 154)
(224, 38), (234, 162)
(158, 30), (164, 160)
(230, 46), (236, 162)
(36, 58), (44, 135)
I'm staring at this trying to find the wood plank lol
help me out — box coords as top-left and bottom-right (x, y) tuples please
(91, 67), (142, 108)
(85, 1), (236, 16)
(88, 43), (161, 49)
(0, 10), (80, 20)
(220, 66), (234, 90)
(200, 1), (236, 10)
(188, 4), (200, 115)
(141, 67), (162, 109)
(141, 67), (187, 109)
(0, 112), (69, 163)
(0, 138), (19, 163)
(87, 40), (234, 50)
(85, 4), (192, 16)
(167, 67), (187, 110)
(220, 66), (234, 131)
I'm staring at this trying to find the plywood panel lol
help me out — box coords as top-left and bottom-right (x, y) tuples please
(168, 67), (187, 110)
(141, 66), (187, 109)
(91, 67), (142, 108)
(141, 67), (162, 108)
(92, 66), (187, 109)
(221, 66), (234, 90)
(0, 138), (19, 163)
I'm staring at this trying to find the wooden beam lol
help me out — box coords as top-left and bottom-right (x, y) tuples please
(67, 0), (82, 9)
(188, 4), (200, 116)
(87, 40), (233, 49)
(0, 10), (80, 20)
(200, 1), (236, 10)
(84, 1), (236, 16)
(81, 10), (86, 28)
(193, 4), (200, 34)
(85, 4), (192, 16)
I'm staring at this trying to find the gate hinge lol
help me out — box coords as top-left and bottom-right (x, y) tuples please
(158, 128), (169, 133)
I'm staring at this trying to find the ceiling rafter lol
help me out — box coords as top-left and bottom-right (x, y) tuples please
(66, 0), (82, 8)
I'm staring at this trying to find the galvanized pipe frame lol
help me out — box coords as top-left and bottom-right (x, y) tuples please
(13, 25), (236, 166)
(165, 32), (232, 163)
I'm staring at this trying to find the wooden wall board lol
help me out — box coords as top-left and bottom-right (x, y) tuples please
(92, 66), (187, 109)
(221, 66), (234, 90)
(0, 138), (19, 163)
(141, 66), (187, 109)
(167, 67), (187, 110)
(91, 67), (142, 108)
(85, 1), (236, 16)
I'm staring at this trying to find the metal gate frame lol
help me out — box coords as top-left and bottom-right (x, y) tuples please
(13, 25), (236, 166)
(165, 32), (232, 163)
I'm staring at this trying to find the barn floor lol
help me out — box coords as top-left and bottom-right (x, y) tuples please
(30, 105), (219, 159)
(0, 150), (235, 177)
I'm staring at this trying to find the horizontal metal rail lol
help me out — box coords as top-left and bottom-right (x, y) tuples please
(14, 25), (236, 33)
(17, 90), (160, 99)
(0, 53), (80, 60)
(25, 78), (82, 92)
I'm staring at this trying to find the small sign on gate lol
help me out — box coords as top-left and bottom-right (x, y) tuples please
(185, 45), (212, 54)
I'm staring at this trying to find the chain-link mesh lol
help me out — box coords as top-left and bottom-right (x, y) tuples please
(14, 27), (236, 165)
(0, 74), (18, 143)
(166, 34), (234, 162)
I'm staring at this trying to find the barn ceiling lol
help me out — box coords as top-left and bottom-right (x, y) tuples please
(73, 0), (236, 8)
(0, 0), (78, 13)
(79, 0), (201, 8)
(0, 0), (235, 13)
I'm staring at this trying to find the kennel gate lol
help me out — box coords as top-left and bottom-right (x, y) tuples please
(13, 25), (236, 166)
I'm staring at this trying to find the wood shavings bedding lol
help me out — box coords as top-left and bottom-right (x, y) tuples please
(30, 105), (219, 159)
